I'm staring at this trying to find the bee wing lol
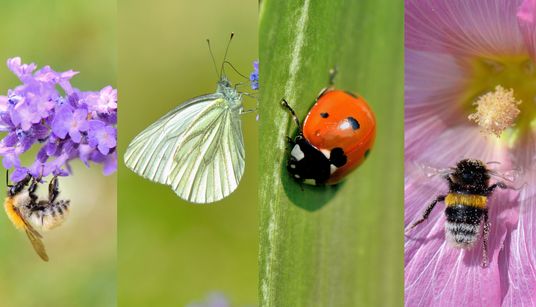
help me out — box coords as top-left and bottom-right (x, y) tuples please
(13, 207), (49, 261)
(167, 97), (245, 203)
(124, 94), (221, 185)
(413, 161), (454, 178)
(24, 228), (49, 262)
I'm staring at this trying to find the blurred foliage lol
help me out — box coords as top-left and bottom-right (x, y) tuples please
(0, 0), (116, 306)
(117, 0), (258, 306)
(259, 0), (404, 306)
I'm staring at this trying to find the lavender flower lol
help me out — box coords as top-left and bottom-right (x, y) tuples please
(0, 57), (117, 182)
(405, 0), (535, 306)
(186, 293), (231, 307)
(250, 60), (259, 90)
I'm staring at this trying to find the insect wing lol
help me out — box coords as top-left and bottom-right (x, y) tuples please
(25, 228), (49, 262)
(124, 94), (220, 184)
(14, 207), (49, 261)
(167, 98), (245, 203)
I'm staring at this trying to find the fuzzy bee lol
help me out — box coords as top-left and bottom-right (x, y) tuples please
(408, 159), (509, 267)
(3, 174), (70, 261)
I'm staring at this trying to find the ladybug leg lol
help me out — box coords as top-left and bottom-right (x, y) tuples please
(328, 67), (337, 86)
(316, 67), (339, 99)
(281, 99), (302, 129)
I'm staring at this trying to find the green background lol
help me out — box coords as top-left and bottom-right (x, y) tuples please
(259, 0), (404, 306)
(118, 0), (258, 306)
(0, 0), (116, 306)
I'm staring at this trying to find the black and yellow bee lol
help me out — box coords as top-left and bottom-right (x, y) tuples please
(409, 159), (508, 267)
(4, 174), (70, 261)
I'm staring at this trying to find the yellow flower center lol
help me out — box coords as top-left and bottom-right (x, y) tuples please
(461, 55), (536, 144)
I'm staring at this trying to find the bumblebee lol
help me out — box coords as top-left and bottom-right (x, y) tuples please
(4, 174), (70, 261)
(409, 159), (507, 267)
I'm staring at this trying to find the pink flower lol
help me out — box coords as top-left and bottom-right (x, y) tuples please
(405, 0), (536, 306)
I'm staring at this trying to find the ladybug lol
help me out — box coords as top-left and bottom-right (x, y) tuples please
(282, 71), (376, 185)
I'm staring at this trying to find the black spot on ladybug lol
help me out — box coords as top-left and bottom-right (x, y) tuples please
(320, 112), (329, 118)
(347, 117), (360, 130)
(365, 149), (370, 158)
(330, 147), (347, 167)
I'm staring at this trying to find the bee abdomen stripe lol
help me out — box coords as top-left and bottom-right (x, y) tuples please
(445, 193), (487, 209)
(445, 222), (478, 236)
(445, 222), (479, 247)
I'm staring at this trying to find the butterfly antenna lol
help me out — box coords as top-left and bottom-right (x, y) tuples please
(206, 39), (219, 78)
(223, 61), (248, 80)
(220, 32), (235, 77)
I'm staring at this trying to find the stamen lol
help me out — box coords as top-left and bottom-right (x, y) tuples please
(468, 85), (522, 137)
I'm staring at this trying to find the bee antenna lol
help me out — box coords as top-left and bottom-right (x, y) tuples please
(220, 32), (235, 77)
(206, 39), (219, 78)
(5, 170), (9, 187)
(486, 161), (501, 165)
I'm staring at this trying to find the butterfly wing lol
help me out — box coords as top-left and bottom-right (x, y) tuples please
(167, 98), (245, 203)
(124, 94), (220, 184)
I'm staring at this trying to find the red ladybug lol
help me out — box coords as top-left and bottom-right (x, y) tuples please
(282, 74), (376, 185)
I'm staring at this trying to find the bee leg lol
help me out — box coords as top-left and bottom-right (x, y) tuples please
(408, 195), (446, 230)
(28, 177), (40, 203)
(48, 176), (60, 203)
(9, 174), (32, 196)
(487, 181), (508, 194)
(481, 210), (490, 268)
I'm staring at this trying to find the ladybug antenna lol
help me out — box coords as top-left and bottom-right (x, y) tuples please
(281, 99), (301, 128)
(206, 39), (219, 78)
(220, 32), (235, 77)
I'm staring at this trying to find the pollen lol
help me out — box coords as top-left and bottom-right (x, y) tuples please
(468, 85), (522, 137)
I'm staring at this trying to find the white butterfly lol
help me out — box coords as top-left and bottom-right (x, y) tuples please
(124, 35), (248, 204)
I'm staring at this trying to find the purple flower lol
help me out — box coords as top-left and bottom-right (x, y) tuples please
(0, 57), (117, 181)
(88, 120), (116, 155)
(405, 0), (536, 306)
(250, 60), (259, 90)
(52, 105), (89, 143)
(187, 293), (231, 307)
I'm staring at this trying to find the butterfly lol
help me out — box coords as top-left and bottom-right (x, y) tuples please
(124, 34), (251, 204)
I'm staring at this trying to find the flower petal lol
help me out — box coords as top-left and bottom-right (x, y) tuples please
(518, 0), (536, 60)
(405, 50), (469, 159)
(406, 0), (526, 57)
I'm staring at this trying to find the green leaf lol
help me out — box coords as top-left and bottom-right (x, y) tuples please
(258, 0), (404, 306)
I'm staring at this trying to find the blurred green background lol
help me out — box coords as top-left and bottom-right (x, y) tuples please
(0, 0), (116, 306)
(118, 0), (258, 306)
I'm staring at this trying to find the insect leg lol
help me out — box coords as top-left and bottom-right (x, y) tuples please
(28, 177), (39, 203)
(281, 99), (301, 129)
(487, 181), (508, 194)
(48, 176), (60, 203)
(481, 210), (490, 268)
(409, 195), (446, 230)
(328, 67), (337, 86)
(9, 174), (32, 196)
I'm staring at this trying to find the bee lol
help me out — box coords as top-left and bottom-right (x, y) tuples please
(4, 174), (70, 261)
(408, 159), (508, 267)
